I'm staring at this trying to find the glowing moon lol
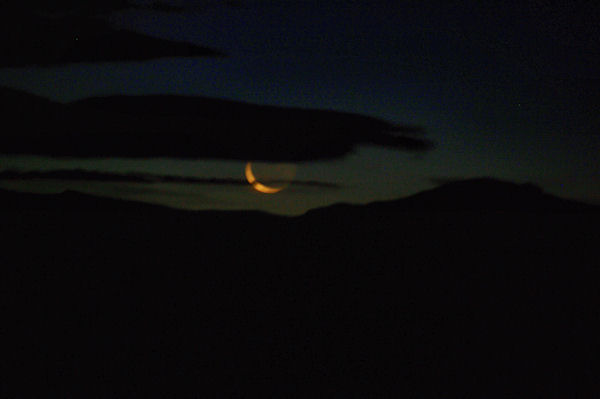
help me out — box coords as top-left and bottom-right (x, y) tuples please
(245, 162), (295, 194)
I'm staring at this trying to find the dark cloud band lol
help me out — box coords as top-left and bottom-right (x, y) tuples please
(0, 9), (224, 67)
(0, 87), (434, 162)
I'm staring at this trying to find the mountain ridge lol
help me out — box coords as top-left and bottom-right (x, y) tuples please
(304, 177), (600, 218)
(1, 177), (598, 216)
(2, 176), (599, 398)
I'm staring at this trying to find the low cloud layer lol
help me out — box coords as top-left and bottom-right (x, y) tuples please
(0, 169), (340, 189)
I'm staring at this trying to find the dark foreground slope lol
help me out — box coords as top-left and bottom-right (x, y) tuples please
(2, 179), (599, 398)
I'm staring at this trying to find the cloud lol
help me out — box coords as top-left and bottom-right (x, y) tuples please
(0, 169), (341, 189)
(0, 5), (224, 67)
(0, 87), (435, 162)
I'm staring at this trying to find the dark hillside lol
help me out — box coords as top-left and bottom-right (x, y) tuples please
(2, 181), (599, 398)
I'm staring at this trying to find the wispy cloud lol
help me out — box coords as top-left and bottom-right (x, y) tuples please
(0, 169), (341, 189)
(0, 2), (224, 67)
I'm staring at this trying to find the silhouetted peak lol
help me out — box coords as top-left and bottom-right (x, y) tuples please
(427, 177), (545, 201)
(402, 177), (592, 212)
(436, 177), (539, 191)
(306, 178), (598, 218)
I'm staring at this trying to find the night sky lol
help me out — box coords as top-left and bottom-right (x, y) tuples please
(1, 0), (598, 215)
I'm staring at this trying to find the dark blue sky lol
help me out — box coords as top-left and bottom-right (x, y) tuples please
(1, 0), (598, 213)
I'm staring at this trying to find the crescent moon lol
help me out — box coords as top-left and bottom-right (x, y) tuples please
(245, 162), (284, 194)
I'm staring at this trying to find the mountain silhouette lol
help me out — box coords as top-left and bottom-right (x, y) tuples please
(400, 177), (592, 211)
(305, 177), (599, 219)
(2, 179), (599, 398)
(2, 177), (596, 215)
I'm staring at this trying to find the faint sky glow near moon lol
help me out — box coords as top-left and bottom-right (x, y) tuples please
(245, 161), (297, 194)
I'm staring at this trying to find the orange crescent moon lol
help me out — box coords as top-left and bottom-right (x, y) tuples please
(245, 162), (284, 194)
